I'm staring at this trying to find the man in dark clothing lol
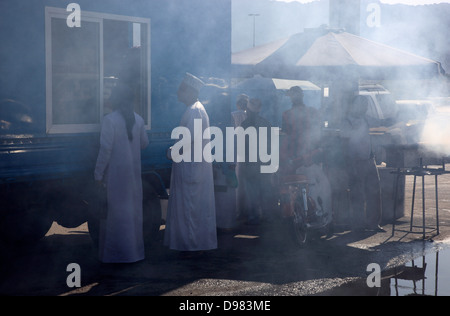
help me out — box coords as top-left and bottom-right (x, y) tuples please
(240, 98), (275, 224)
(279, 86), (332, 226)
(341, 95), (385, 232)
(280, 86), (322, 173)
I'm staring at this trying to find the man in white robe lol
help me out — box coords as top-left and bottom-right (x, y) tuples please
(94, 84), (149, 263)
(164, 73), (217, 252)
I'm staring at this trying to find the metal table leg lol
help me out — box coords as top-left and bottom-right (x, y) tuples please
(435, 174), (440, 235)
(392, 169), (400, 236)
(422, 174), (426, 239)
(410, 175), (416, 232)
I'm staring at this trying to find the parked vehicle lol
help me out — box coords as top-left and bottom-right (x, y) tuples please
(0, 0), (232, 246)
(357, 84), (406, 164)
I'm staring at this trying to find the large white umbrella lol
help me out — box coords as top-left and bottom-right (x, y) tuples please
(232, 28), (445, 81)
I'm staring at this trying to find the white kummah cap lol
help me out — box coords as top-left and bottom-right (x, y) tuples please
(183, 72), (205, 92)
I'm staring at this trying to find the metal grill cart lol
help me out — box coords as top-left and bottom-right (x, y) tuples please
(391, 158), (450, 239)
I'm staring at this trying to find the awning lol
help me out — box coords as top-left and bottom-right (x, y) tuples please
(232, 28), (445, 81)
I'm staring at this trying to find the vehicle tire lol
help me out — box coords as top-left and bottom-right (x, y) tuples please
(291, 198), (308, 247)
(49, 184), (91, 229)
(54, 200), (89, 229)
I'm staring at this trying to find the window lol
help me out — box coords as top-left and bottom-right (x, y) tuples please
(45, 7), (150, 133)
(365, 95), (379, 119)
(376, 93), (397, 119)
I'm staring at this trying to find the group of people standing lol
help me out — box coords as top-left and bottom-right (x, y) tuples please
(94, 73), (217, 263)
(233, 95), (277, 225)
(233, 85), (385, 233)
(93, 72), (385, 264)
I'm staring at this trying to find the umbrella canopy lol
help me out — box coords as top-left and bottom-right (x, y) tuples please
(233, 75), (321, 92)
(232, 28), (445, 81)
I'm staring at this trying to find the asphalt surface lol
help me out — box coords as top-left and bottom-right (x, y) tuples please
(1, 168), (450, 297)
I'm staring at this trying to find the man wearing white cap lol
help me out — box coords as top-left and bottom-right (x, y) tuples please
(164, 73), (217, 254)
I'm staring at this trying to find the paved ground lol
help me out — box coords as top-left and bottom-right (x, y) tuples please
(1, 167), (450, 297)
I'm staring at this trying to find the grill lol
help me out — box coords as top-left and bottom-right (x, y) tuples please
(389, 145), (450, 238)
(385, 143), (450, 168)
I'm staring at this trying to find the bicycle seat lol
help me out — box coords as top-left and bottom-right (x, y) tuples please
(281, 174), (309, 185)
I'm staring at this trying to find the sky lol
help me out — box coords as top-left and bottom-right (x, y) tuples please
(274, 0), (450, 4)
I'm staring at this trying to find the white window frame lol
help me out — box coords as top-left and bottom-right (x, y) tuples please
(45, 7), (151, 134)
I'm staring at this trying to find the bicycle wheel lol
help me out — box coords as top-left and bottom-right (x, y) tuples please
(291, 197), (308, 246)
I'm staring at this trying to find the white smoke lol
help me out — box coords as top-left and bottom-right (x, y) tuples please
(419, 98), (450, 157)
